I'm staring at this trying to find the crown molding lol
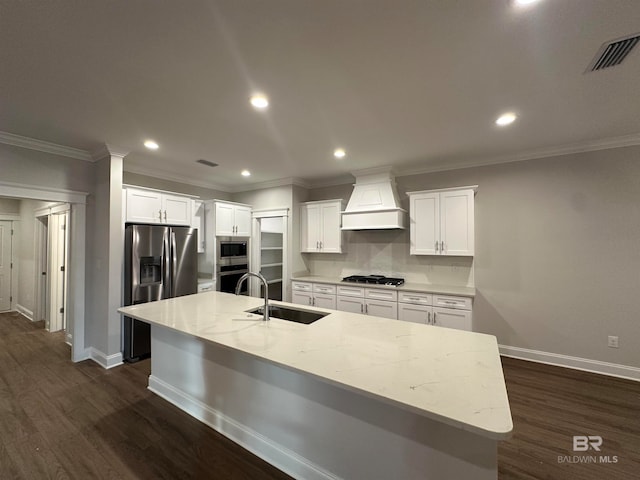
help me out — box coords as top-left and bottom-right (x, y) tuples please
(91, 143), (130, 161)
(0, 131), (92, 161)
(230, 177), (311, 193)
(396, 132), (640, 178)
(123, 165), (233, 193)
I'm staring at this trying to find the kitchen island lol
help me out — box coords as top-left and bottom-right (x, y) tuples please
(119, 291), (512, 480)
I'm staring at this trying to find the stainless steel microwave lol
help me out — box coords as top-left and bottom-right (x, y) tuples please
(217, 238), (248, 259)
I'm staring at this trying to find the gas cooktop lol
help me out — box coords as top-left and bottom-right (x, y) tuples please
(342, 275), (405, 286)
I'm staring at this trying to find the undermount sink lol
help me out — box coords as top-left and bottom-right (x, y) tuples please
(245, 305), (328, 324)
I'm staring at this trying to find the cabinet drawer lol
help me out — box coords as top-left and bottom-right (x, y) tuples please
(398, 291), (432, 305)
(433, 295), (472, 310)
(292, 281), (313, 292)
(337, 285), (364, 297)
(365, 288), (398, 302)
(313, 283), (337, 295)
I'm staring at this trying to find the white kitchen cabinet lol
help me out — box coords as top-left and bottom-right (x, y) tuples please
(398, 290), (472, 331)
(292, 282), (337, 309)
(300, 200), (343, 253)
(214, 201), (251, 237)
(192, 200), (205, 253)
(364, 299), (397, 319)
(336, 295), (365, 314)
(125, 186), (193, 226)
(432, 307), (472, 331)
(398, 303), (433, 324)
(408, 187), (475, 256)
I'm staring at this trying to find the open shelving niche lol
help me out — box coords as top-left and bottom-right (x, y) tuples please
(259, 218), (284, 301)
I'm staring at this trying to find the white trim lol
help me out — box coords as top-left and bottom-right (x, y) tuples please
(0, 131), (93, 161)
(499, 345), (640, 382)
(91, 143), (129, 161)
(148, 375), (338, 480)
(0, 213), (20, 221)
(0, 181), (88, 204)
(230, 177), (311, 193)
(396, 133), (640, 178)
(406, 185), (478, 195)
(122, 184), (200, 199)
(88, 347), (124, 369)
(252, 208), (289, 218)
(16, 304), (34, 321)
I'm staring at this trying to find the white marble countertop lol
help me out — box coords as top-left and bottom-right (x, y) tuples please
(118, 292), (511, 440)
(292, 275), (476, 297)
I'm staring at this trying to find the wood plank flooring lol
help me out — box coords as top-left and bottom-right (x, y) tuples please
(1, 311), (639, 479)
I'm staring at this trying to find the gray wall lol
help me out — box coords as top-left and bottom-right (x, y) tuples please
(124, 171), (231, 200)
(308, 146), (640, 368)
(0, 198), (20, 214)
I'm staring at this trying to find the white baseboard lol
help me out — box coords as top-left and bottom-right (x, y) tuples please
(89, 347), (123, 369)
(148, 375), (337, 480)
(15, 304), (34, 321)
(499, 345), (640, 382)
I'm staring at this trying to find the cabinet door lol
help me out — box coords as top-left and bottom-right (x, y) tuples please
(319, 202), (342, 253)
(234, 205), (252, 237)
(126, 188), (163, 224)
(300, 204), (320, 252)
(398, 303), (432, 324)
(432, 307), (472, 331)
(410, 192), (439, 255)
(314, 293), (336, 310)
(440, 189), (474, 256)
(163, 194), (192, 226)
(365, 299), (397, 319)
(292, 291), (313, 306)
(215, 202), (235, 236)
(337, 295), (364, 314)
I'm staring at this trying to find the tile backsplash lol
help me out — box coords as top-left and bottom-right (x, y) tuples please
(302, 229), (474, 287)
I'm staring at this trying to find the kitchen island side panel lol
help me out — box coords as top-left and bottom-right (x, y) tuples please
(149, 325), (497, 480)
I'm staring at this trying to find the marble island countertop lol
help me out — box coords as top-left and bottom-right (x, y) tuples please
(291, 275), (476, 297)
(118, 291), (511, 440)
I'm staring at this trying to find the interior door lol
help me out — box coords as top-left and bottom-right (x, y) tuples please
(49, 212), (68, 332)
(0, 221), (12, 312)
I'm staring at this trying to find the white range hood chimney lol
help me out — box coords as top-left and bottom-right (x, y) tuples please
(342, 167), (406, 230)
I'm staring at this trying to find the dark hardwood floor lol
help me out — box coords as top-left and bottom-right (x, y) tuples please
(1, 311), (639, 479)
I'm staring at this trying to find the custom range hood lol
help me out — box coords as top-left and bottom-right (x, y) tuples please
(342, 168), (406, 230)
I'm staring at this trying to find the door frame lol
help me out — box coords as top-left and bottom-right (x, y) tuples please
(46, 206), (70, 334)
(0, 181), (87, 362)
(251, 208), (289, 300)
(33, 213), (49, 325)
(0, 217), (18, 313)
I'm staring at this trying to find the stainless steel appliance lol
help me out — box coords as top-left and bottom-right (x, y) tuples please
(124, 224), (198, 362)
(216, 237), (249, 294)
(342, 275), (405, 286)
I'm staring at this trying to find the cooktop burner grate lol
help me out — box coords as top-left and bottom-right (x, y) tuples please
(342, 275), (405, 286)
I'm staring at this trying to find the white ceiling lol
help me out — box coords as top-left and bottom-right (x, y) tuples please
(1, 0), (640, 190)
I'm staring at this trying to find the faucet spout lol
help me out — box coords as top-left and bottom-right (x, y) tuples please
(235, 272), (270, 321)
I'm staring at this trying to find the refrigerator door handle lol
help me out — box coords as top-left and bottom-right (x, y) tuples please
(162, 230), (171, 298)
(170, 230), (177, 298)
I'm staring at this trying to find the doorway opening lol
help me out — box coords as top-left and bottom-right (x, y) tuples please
(251, 209), (289, 302)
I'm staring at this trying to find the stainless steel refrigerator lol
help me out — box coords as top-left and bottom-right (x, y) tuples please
(124, 224), (198, 362)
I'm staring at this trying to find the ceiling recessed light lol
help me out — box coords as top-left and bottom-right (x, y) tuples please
(241, 169), (251, 177)
(333, 148), (346, 159)
(144, 140), (159, 150)
(250, 93), (269, 109)
(495, 112), (517, 126)
(514, 0), (540, 6)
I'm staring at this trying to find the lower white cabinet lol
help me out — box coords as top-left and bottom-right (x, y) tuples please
(364, 299), (397, 319)
(335, 285), (398, 319)
(336, 296), (364, 313)
(398, 291), (472, 331)
(292, 282), (337, 309)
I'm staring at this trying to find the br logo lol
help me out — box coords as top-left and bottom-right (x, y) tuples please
(573, 435), (603, 452)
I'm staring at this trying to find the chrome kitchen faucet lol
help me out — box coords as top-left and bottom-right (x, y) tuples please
(235, 272), (270, 321)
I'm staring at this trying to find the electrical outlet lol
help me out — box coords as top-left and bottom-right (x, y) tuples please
(608, 336), (619, 348)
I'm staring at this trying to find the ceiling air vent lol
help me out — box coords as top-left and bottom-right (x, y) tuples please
(196, 159), (218, 167)
(588, 33), (640, 72)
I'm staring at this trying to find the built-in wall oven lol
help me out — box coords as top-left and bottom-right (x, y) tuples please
(216, 237), (249, 294)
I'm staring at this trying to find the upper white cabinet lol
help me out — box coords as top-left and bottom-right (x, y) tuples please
(214, 201), (251, 237)
(125, 186), (193, 226)
(300, 200), (343, 253)
(408, 187), (475, 256)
